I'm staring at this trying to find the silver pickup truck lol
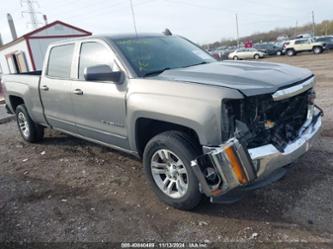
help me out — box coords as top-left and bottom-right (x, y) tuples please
(2, 33), (322, 210)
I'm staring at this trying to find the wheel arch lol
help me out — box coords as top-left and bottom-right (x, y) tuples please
(8, 95), (25, 112)
(286, 48), (296, 55)
(313, 45), (323, 51)
(134, 117), (202, 157)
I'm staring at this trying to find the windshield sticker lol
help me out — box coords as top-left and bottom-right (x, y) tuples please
(138, 60), (149, 71)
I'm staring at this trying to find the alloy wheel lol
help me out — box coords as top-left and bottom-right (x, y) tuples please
(18, 112), (30, 138)
(150, 149), (188, 199)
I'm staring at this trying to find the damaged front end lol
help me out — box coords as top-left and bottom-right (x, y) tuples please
(191, 138), (256, 197)
(191, 77), (323, 202)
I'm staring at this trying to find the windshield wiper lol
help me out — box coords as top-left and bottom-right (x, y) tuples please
(181, 61), (209, 68)
(143, 67), (171, 77)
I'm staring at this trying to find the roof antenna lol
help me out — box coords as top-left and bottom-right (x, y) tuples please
(129, 0), (144, 71)
(129, 0), (138, 36)
(163, 28), (172, 36)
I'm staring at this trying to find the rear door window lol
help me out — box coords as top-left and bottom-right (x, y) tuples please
(47, 44), (74, 78)
(295, 39), (307, 45)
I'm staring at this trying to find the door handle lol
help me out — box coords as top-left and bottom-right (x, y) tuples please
(73, 89), (83, 95)
(41, 85), (49, 91)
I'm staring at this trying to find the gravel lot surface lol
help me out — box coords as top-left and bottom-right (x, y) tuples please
(0, 52), (333, 248)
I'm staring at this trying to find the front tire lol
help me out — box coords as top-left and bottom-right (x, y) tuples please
(16, 104), (44, 142)
(143, 131), (202, 210)
(254, 54), (260, 59)
(313, 46), (322, 54)
(233, 56), (239, 60)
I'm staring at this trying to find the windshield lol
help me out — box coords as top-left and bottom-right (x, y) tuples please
(112, 36), (216, 77)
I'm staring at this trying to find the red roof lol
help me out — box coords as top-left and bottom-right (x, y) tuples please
(0, 20), (91, 51)
(23, 20), (91, 38)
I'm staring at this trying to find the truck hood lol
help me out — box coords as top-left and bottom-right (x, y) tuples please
(155, 61), (313, 96)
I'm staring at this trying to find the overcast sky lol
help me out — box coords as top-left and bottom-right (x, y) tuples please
(1, 0), (332, 45)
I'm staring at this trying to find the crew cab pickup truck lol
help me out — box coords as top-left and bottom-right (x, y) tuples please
(2, 34), (322, 210)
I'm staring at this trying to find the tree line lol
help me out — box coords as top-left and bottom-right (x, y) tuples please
(204, 19), (333, 49)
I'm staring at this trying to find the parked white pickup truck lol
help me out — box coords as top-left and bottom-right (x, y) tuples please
(2, 33), (323, 209)
(284, 38), (325, 56)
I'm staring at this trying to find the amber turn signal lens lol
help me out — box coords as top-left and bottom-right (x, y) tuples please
(225, 146), (248, 184)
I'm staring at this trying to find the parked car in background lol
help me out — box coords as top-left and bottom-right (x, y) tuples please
(274, 41), (287, 55)
(315, 36), (333, 50)
(281, 41), (290, 53)
(228, 48), (265, 60)
(211, 48), (234, 60)
(210, 50), (221, 60)
(284, 38), (325, 56)
(254, 43), (283, 56)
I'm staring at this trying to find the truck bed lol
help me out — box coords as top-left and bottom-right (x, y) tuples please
(3, 71), (46, 125)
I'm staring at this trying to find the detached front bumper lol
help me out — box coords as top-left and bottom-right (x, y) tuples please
(191, 108), (322, 201)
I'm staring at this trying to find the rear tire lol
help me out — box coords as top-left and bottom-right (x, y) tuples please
(276, 51), (282, 56)
(16, 104), (44, 143)
(143, 131), (202, 210)
(286, 49), (295, 56)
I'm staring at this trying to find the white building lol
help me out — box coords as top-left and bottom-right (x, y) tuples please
(0, 20), (91, 74)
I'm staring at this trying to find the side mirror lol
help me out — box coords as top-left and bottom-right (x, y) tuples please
(84, 64), (124, 84)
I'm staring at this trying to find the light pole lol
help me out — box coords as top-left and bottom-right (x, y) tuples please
(236, 14), (240, 47)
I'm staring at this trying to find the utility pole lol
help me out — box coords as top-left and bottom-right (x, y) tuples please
(235, 14), (240, 48)
(312, 10), (315, 36)
(21, 0), (42, 29)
